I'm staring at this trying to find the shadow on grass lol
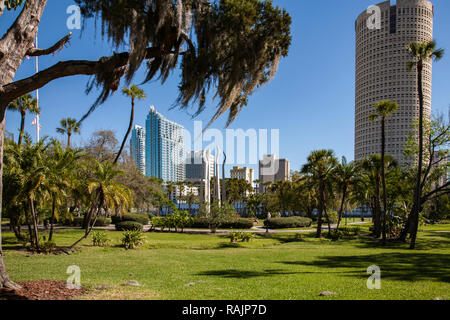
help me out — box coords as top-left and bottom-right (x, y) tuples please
(279, 252), (450, 283)
(196, 269), (299, 279)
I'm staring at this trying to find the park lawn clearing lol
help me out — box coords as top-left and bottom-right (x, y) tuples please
(2, 225), (449, 300)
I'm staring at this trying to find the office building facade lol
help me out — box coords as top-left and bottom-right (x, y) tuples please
(130, 125), (146, 175)
(355, 0), (434, 165)
(145, 106), (185, 182)
(258, 154), (290, 193)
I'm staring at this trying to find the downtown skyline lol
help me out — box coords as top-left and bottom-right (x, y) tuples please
(3, 0), (450, 177)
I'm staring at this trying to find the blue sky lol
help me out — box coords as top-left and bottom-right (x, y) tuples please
(2, 0), (450, 176)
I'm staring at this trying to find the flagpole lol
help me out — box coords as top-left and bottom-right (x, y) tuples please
(35, 34), (40, 142)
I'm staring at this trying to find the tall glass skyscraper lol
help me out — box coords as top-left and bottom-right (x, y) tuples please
(130, 125), (146, 175)
(145, 106), (185, 182)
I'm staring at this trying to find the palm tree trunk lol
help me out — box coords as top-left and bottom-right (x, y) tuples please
(29, 197), (40, 251)
(18, 111), (25, 146)
(381, 117), (387, 245)
(67, 132), (71, 149)
(114, 98), (135, 164)
(410, 62), (424, 250)
(49, 195), (56, 241)
(316, 181), (325, 238)
(336, 186), (347, 230)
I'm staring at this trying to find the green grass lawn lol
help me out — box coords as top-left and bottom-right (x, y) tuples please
(2, 224), (449, 300)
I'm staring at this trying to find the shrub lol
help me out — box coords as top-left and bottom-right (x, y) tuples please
(121, 231), (145, 249)
(72, 216), (111, 227)
(92, 231), (110, 247)
(264, 217), (312, 229)
(190, 218), (254, 230)
(71, 217), (85, 227)
(115, 221), (144, 232)
(227, 232), (255, 243)
(112, 214), (149, 225)
(221, 219), (254, 229)
(239, 232), (255, 242)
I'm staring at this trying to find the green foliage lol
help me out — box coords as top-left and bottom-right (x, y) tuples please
(75, 0), (291, 127)
(121, 231), (145, 250)
(72, 216), (111, 227)
(149, 211), (193, 232)
(92, 231), (110, 247)
(198, 201), (237, 232)
(115, 221), (144, 232)
(264, 217), (312, 229)
(112, 213), (149, 225)
(228, 232), (255, 243)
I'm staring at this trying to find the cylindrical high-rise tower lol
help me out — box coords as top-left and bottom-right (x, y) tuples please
(355, 0), (434, 165)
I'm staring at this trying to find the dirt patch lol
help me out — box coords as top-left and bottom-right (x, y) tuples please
(0, 280), (87, 300)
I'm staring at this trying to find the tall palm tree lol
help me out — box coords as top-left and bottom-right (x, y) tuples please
(7, 94), (39, 146)
(301, 149), (338, 238)
(369, 100), (399, 244)
(333, 156), (358, 230)
(114, 84), (146, 164)
(406, 40), (444, 249)
(56, 118), (80, 148)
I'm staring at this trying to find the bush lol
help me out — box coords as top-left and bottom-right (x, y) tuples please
(72, 216), (111, 227)
(264, 217), (312, 229)
(115, 221), (144, 232)
(227, 232), (255, 243)
(190, 218), (254, 230)
(121, 231), (145, 249)
(112, 214), (149, 225)
(92, 231), (110, 247)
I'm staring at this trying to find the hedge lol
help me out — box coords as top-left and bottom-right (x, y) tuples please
(115, 221), (144, 231)
(189, 218), (254, 229)
(264, 217), (312, 229)
(111, 214), (149, 226)
(71, 216), (111, 227)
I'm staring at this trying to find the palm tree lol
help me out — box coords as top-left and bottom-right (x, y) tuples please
(333, 156), (358, 230)
(56, 118), (80, 148)
(301, 150), (338, 238)
(7, 94), (39, 146)
(114, 84), (146, 164)
(359, 155), (398, 238)
(369, 100), (399, 244)
(406, 40), (444, 249)
(71, 161), (132, 248)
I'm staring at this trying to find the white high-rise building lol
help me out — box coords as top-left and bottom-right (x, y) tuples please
(130, 125), (146, 175)
(355, 0), (434, 165)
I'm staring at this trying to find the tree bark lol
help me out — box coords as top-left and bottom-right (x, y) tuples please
(0, 0), (48, 289)
(410, 62), (424, 250)
(381, 117), (387, 245)
(316, 180), (325, 238)
(18, 110), (26, 146)
(114, 98), (135, 164)
(0, 107), (21, 289)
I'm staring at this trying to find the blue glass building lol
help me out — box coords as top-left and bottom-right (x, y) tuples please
(145, 106), (185, 182)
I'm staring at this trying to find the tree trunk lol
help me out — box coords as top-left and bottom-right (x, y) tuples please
(336, 186), (347, 230)
(18, 111), (26, 146)
(67, 132), (71, 149)
(316, 180), (325, 238)
(0, 0), (48, 289)
(29, 197), (40, 251)
(381, 117), (387, 245)
(114, 98), (135, 164)
(49, 195), (56, 241)
(410, 62), (424, 250)
(0, 107), (21, 289)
